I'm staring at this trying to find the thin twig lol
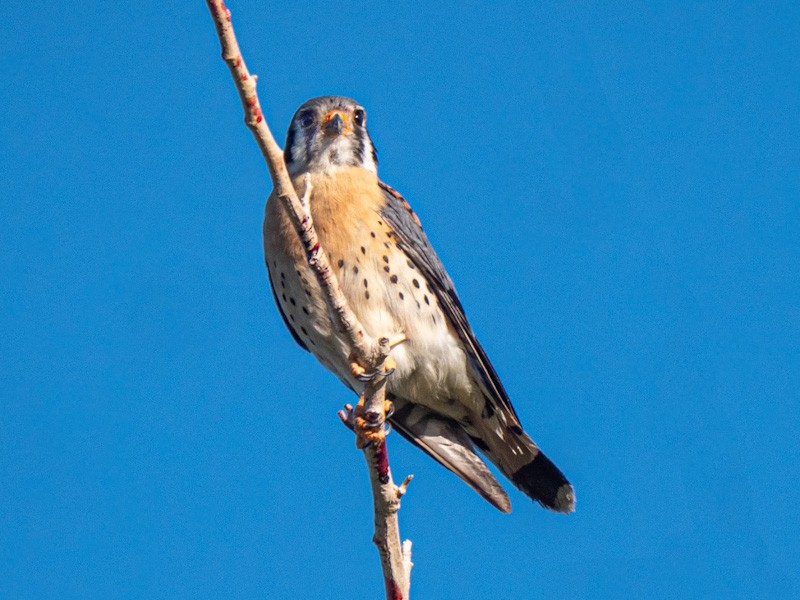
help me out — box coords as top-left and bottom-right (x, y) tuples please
(206, 2), (412, 597)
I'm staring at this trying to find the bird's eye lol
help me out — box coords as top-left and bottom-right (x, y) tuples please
(353, 108), (366, 127)
(298, 112), (315, 128)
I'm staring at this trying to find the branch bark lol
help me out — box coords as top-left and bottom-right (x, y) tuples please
(206, 2), (412, 597)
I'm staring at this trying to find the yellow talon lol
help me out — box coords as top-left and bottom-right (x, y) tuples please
(349, 356), (367, 379)
(383, 398), (394, 416)
(354, 397), (393, 448)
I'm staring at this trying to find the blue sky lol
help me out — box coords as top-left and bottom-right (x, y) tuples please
(2, 2), (798, 598)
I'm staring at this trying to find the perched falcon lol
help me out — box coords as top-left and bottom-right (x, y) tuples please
(263, 96), (574, 513)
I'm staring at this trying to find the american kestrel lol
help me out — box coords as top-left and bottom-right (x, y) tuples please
(263, 96), (574, 513)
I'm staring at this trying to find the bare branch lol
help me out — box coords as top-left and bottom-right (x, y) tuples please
(398, 475), (414, 497)
(206, 2), (412, 597)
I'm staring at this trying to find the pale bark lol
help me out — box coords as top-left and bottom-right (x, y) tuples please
(206, 2), (412, 597)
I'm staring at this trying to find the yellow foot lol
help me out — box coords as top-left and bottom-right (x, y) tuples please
(349, 357), (367, 380)
(349, 355), (397, 382)
(354, 397), (394, 448)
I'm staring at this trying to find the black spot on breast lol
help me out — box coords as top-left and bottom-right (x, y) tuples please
(416, 300), (421, 309)
(337, 259), (344, 268)
(424, 295), (430, 305)
(371, 231), (377, 238)
(289, 297), (296, 306)
(377, 220), (383, 226)
(281, 293), (287, 302)
(407, 260), (415, 270)
(426, 283), (432, 293)
(300, 326), (308, 336)
(363, 278), (368, 288)
(390, 275), (398, 284)
(360, 246), (366, 255)
(398, 292), (404, 300)
(280, 281), (285, 289)
(384, 242), (391, 249)
(365, 291), (370, 300)
(280, 271), (285, 279)
(383, 266), (390, 273)
(289, 314), (295, 322)
(412, 279), (420, 288)
(301, 277), (308, 285)
(382, 255), (389, 263)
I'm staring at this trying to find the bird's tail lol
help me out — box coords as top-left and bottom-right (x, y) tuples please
(390, 400), (512, 512)
(474, 424), (575, 513)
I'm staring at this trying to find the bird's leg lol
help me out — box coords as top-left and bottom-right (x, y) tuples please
(354, 395), (394, 448)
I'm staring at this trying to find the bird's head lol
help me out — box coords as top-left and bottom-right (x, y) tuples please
(284, 96), (378, 176)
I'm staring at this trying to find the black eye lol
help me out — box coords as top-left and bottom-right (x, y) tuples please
(353, 108), (366, 127)
(298, 111), (314, 128)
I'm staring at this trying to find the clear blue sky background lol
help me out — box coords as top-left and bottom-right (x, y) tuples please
(2, 2), (798, 598)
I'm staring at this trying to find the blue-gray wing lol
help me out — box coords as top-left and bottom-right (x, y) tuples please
(378, 182), (520, 422)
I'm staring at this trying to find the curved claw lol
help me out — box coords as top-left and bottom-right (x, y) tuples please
(356, 370), (377, 383)
(358, 367), (396, 383)
(352, 356), (397, 383)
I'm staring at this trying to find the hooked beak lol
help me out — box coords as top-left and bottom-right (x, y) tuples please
(322, 110), (352, 136)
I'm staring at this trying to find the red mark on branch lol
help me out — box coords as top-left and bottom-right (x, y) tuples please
(386, 580), (403, 600)
(375, 441), (390, 485)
